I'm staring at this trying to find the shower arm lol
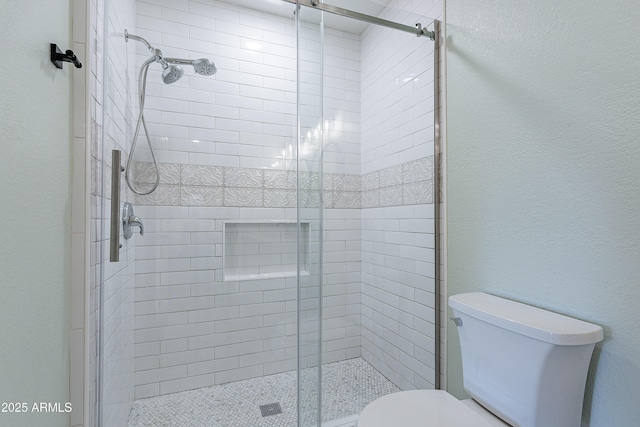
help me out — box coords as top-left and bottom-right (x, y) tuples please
(124, 30), (155, 53)
(124, 30), (215, 72)
(124, 31), (175, 68)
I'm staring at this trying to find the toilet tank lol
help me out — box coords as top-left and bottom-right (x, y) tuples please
(449, 293), (603, 427)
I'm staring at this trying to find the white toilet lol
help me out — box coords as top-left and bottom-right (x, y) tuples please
(358, 292), (603, 427)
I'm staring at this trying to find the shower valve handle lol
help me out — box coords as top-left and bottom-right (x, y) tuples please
(129, 216), (144, 237)
(122, 202), (144, 239)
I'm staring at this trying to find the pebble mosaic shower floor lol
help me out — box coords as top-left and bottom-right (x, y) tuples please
(127, 358), (400, 427)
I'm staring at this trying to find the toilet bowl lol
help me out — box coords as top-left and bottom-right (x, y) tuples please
(358, 390), (509, 427)
(358, 293), (603, 427)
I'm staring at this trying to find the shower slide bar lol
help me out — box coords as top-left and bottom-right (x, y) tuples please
(281, 0), (436, 40)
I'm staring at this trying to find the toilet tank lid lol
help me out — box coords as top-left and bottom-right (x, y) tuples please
(449, 293), (604, 346)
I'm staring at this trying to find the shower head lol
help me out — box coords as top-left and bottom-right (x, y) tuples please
(164, 57), (217, 77)
(161, 62), (184, 84)
(125, 29), (216, 84)
(192, 58), (217, 76)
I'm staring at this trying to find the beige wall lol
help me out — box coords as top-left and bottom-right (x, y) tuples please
(0, 1), (72, 426)
(445, 0), (640, 425)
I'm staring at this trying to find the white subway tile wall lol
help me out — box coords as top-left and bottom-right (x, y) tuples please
(134, 205), (300, 397)
(90, 0), (138, 424)
(132, 0), (360, 176)
(359, 0), (441, 391)
(128, 0), (364, 398)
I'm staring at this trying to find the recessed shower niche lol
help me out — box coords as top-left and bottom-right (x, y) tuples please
(223, 221), (310, 281)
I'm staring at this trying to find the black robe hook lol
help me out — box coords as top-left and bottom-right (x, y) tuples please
(50, 44), (82, 69)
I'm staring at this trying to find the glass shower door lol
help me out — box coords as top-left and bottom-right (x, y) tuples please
(95, 0), (438, 425)
(97, 0), (328, 425)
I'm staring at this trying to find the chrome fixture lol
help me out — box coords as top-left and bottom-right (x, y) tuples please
(450, 317), (463, 327)
(124, 30), (217, 84)
(123, 30), (217, 195)
(281, 0), (436, 40)
(108, 153), (144, 257)
(122, 202), (144, 239)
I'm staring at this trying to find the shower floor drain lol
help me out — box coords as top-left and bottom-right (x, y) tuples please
(259, 402), (282, 417)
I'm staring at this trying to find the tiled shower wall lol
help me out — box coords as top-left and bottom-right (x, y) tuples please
(359, 1), (441, 390)
(90, 0), (440, 417)
(131, 1), (360, 175)
(130, 0), (363, 399)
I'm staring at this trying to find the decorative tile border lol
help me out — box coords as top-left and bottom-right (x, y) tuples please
(379, 164), (403, 188)
(133, 157), (433, 208)
(265, 170), (297, 189)
(181, 186), (223, 206)
(181, 165), (223, 186)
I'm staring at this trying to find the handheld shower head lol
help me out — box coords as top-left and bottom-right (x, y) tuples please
(161, 62), (184, 84)
(123, 29), (218, 196)
(192, 58), (217, 76)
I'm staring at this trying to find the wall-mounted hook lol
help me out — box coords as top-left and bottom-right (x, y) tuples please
(50, 44), (82, 69)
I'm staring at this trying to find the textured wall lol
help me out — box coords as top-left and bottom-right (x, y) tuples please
(0, 1), (71, 426)
(445, 0), (640, 425)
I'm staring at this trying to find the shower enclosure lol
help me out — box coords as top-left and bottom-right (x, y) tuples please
(91, 0), (440, 425)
